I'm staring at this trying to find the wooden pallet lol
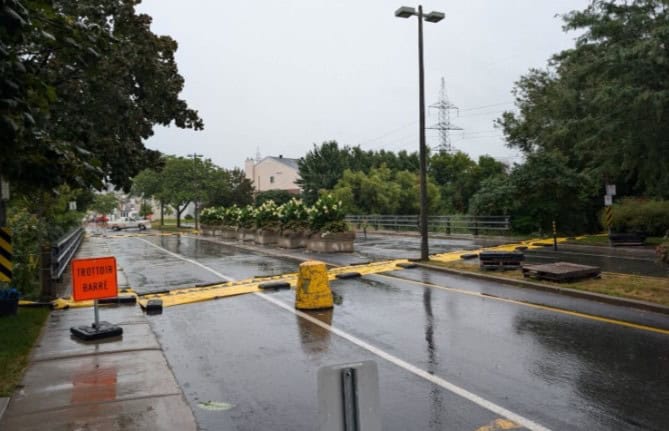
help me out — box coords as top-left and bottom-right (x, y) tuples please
(522, 262), (601, 282)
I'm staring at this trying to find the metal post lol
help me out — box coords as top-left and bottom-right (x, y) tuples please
(341, 368), (359, 431)
(93, 299), (100, 329)
(552, 220), (558, 251)
(417, 5), (429, 261)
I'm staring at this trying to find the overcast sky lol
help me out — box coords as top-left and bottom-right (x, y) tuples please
(137, 0), (590, 169)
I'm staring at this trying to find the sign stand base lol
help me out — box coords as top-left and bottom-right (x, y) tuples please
(71, 321), (123, 341)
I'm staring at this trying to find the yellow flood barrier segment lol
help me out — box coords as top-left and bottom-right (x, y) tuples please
(133, 259), (408, 309)
(295, 261), (333, 310)
(430, 236), (580, 263)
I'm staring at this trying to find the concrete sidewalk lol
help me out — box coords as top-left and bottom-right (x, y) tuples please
(0, 236), (196, 431)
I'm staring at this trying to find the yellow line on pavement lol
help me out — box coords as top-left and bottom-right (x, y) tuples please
(475, 418), (522, 431)
(377, 274), (669, 335)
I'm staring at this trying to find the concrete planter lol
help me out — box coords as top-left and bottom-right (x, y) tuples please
(306, 231), (355, 253)
(220, 227), (238, 240)
(277, 230), (307, 249)
(237, 228), (255, 242)
(256, 229), (279, 245)
(200, 225), (219, 236)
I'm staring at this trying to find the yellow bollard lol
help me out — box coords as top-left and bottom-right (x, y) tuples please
(295, 260), (333, 310)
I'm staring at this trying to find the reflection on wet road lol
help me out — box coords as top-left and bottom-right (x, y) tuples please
(105, 233), (668, 430)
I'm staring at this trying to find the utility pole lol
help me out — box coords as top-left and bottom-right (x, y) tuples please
(188, 153), (203, 230)
(428, 77), (461, 153)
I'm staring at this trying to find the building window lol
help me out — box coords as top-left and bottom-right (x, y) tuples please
(270, 176), (275, 184)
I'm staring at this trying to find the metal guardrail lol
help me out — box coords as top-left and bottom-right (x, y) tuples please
(345, 215), (510, 235)
(51, 227), (84, 280)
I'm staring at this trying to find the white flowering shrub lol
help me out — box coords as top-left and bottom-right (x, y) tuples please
(308, 194), (348, 233)
(254, 200), (280, 230)
(278, 198), (309, 231)
(237, 205), (256, 229)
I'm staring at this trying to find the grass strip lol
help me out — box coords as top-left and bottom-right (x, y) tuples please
(0, 307), (50, 397)
(429, 260), (669, 306)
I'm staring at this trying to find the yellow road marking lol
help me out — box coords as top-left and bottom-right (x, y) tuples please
(475, 418), (522, 431)
(376, 274), (669, 336)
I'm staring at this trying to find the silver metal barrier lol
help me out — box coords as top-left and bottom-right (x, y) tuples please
(51, 227), (84, 280)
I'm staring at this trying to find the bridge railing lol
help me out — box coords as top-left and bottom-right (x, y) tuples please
(344, 215), (510, 235)
(51, 227), (85, 280)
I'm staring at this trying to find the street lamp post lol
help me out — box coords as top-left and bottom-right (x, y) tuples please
(395, 5), (444, 261)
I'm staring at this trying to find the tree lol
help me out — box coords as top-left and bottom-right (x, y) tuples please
(1, 0), (203, 193)
(91, 193), (119, 216)
(497, 0), (669, 198)
(131, 157), (254, 228)
(297, 141), (349, 204)
(330, 166), (440, 215)
(509, 151), (598, 234)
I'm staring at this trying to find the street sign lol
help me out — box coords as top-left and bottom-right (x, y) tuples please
(69, 201), (77, 211)
(606, 184), (616, 196)
(71, 257), (118, 301)
(604, 195), (613, 206)
(0, 227), (12, 282)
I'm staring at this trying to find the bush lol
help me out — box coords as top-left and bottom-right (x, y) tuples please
(184, 214), (193, 221)
(606, 199), (669, 236)
(278, 198), (309, 231)
(308, 194), (348, 233)
(254, 200), (280, 230)
(236, 205), (256, 229)
(2, 208), (47, 298)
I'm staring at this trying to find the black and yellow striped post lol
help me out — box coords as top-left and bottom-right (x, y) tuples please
(0, 227), (12, 283)
(605, 206), (613, 232)
(552, 220), (558, 251)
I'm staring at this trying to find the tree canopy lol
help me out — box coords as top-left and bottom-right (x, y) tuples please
(497, 0), (669, 198)
(1, 0), (203, 193)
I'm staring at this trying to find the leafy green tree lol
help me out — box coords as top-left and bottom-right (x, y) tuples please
(2, 0), (203, 193)
(468, 176), (517, 217)
(330, 166), (440, 215)
(497, 0), (669, 198)
(298, 141), (349, 204)
(510, 151), (598, 234)
(91, 193), (119, 216)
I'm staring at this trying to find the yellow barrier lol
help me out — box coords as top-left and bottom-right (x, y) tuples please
(295, 261), (333, 310)
(48, 236), (577, 311)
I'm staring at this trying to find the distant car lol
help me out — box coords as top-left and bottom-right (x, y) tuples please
(95, 215), (109, 223)
(109, 216), (151, 231)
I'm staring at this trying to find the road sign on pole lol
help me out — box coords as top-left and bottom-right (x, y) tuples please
(606, 184), (616, 196)
(70, 257), (123, 341)
(72, 257), (118, 301)
(604, 195), (613, 206)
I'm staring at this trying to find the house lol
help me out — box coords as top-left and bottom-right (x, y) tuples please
(244, 155), (301, 194)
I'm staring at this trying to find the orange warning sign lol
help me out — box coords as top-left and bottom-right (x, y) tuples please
(71, 257), (118, 301)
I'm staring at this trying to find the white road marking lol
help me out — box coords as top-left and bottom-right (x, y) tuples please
(135, 237), (235, 281)
(134, 236), (552, 431)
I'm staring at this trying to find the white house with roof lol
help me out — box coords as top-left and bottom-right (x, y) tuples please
(244, 155), (301, 194)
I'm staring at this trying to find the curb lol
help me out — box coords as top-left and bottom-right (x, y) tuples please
(415, 263), (669, 316)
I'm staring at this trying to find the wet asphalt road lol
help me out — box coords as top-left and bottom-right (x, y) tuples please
(104, 232), (669, 430)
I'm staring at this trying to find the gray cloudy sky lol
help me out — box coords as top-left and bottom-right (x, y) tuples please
(137, 1), (590, 169)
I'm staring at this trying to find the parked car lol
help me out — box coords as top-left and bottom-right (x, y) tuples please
(109, 216), (151, 231)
